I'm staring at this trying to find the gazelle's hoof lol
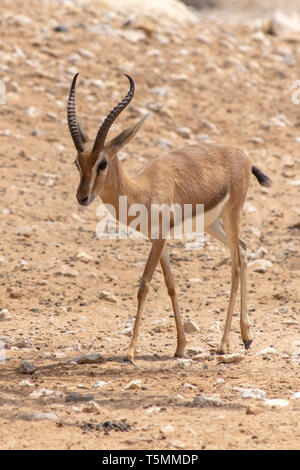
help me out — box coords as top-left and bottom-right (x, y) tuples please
(174, 351), (185, 358)
(243, 340), (253, 350)
(123, 356), (136, 366)
(216, 344), (229, 355)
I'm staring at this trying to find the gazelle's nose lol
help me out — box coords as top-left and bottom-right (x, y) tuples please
(77, 196), (89, 205)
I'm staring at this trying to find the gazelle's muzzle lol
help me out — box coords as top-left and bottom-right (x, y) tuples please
(76, 179), (92, 206)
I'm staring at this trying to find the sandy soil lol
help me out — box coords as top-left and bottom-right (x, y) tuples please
(0, 0), (299, 450)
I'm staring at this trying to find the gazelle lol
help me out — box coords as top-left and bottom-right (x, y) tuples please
(67, 73), (271, 364)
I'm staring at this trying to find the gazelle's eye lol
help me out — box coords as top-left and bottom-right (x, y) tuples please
(97, 160), (108, 172)
(74, 160), (80, 171)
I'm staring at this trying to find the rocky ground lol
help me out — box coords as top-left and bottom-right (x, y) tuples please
(0, 0), (299, 450)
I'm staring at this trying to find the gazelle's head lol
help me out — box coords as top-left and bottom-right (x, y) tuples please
(67, 73), (147, 206)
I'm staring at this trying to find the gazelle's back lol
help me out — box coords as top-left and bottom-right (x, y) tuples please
(135, 143), (252, 210)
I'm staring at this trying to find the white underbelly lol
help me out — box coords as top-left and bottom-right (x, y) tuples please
(204, 193), (229, 229)
(169, 193), (229, 237)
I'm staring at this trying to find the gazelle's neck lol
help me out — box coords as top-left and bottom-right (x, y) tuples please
(100, 156), (144, 210)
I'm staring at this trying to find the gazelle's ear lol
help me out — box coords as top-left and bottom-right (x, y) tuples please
(106, 115), (149, 152)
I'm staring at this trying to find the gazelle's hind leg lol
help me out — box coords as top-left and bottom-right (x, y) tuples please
(206, 215), (252, 354)
(160, 246), (186, 357)
(238, 238), (252, 349)
(205, 218), (228, 245)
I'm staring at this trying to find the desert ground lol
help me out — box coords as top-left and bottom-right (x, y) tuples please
(0, 0), (299, 450)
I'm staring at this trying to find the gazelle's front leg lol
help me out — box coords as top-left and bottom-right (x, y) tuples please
(126, 239), (166, 364)
(160, 246), (186, 357)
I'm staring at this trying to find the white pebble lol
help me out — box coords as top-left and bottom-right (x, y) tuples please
(241, 388), (267, 400)
(0, 309), (12, 321)
(264, 398), (290, 408)
(124, 379), (142, 390)
(257, 347), (277, 355)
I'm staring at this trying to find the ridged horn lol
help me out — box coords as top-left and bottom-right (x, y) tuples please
(92, 74), (135, 155)
(67, 73), (85, 154)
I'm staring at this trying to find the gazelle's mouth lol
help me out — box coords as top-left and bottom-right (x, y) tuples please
(77, 194), (95, 206)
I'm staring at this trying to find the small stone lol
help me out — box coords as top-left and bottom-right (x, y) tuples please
(181, 383), (197, 390)
(264, 398), (290, 408)
(90, 79), (105, 89)
(145, 406), (161, 414)
(264, 11), (300, 37)
(45, 111), (58, 121)
(76, 250), (93, 263)
(14, 226), (33, 237)
(198, 118), (219, 134)
(67, 353), (105, 365)
(174, 358), (193, 369)
(193, 395), (223, 407)
(54, 25), (69, 32)
(78, 48), (95, 59)
(23, 412), (58, 421)
(196, 34), (211, 44)
(53, 352), (66, 359)
(68, 53), (81, 63)
(248, 259), (273, 273)
(32, 129), (43, 136)
(288, 180), (300, 187)
(183, 319), (199, 334)
(170, 440), (186, 449)
(192, 352), (211, 362)
(121, 29), (147, 43)
(121, 327), (132, 337)
(18, 379), (35, 387)
(244, 203), (257, 213)
(257, 347), (277, 356)
(247, 136), (264, 144)
(0, 309), (12, 321)
(176, 127), (191, 139)
(29, 388), (64, 400)
(156, 138), (173, 149)
(124, 379), (142, 390)
(99, 290), (118, 303)
(77, 383), (90, 390)
(56, 265), (79, 278)
(241, 388), (266, 400)
(160, 424), (174, 435)
(18, 361), (36, 375)
(217, 353), (245, 364)
(92, 381), (109, 388)
(214, 378), (225, 385)
(291, 392), (300, 400)
(187, 346), (207, 356)
(82, 401), (101, 413)
(208, 321), (221, 333)
(65, 392), (94, 403)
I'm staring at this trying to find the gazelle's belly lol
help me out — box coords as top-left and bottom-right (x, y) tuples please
(168, 193), (229, 238)
(203, 193), (229, 229)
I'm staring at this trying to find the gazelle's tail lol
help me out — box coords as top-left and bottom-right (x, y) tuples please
(252, 166), (272, 187)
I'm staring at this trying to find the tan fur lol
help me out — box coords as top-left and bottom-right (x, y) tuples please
(73, 134), (256, 363)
